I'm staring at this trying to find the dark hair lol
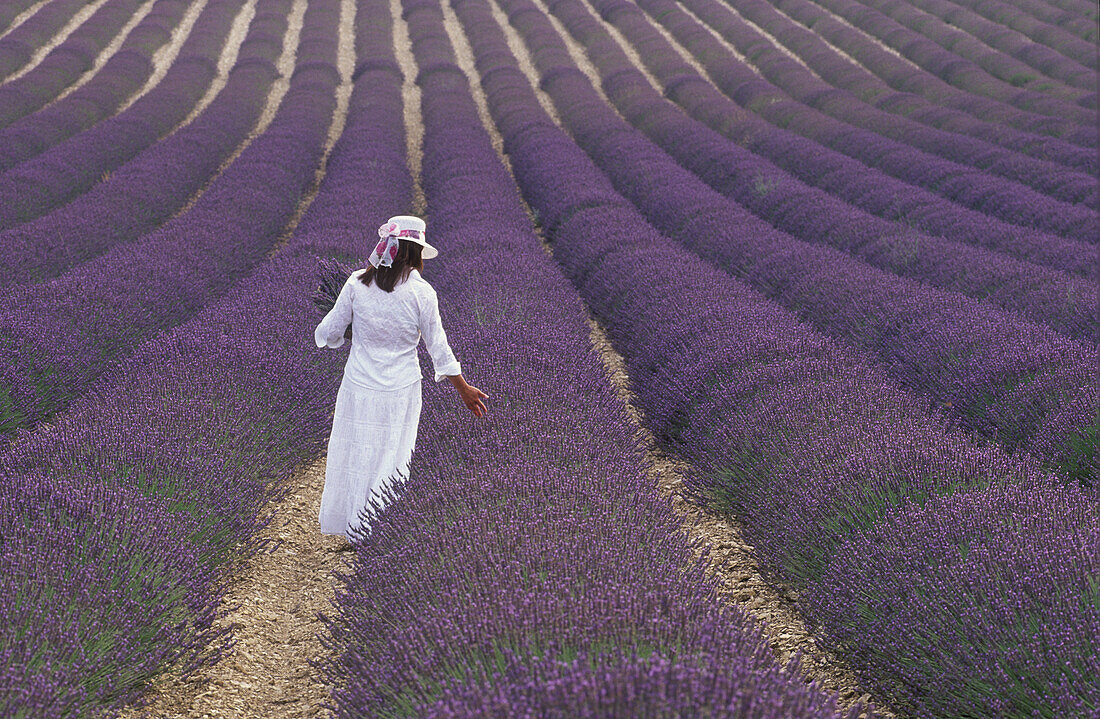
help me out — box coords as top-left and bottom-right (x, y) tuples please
(360, 239), (424, 292)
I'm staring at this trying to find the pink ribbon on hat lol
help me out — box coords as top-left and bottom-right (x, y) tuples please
(370, 221), (401, 268)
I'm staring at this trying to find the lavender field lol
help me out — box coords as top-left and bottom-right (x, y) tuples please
(0, 0), (1096, 716)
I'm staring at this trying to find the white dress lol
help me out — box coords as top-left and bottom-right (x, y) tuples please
(313, 268), (460, 537)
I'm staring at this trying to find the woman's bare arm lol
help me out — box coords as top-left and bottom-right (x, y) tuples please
(447, 374), (488, 417)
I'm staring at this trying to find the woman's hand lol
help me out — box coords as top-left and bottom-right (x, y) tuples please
(447, 374), (488, 417)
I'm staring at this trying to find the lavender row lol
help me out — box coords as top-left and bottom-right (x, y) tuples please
(0, 0), (340, 442)
(802, 480), (1098, 717)
(0, 0), (89, 81)
(824, 0), (1098, 113)
(768, 0), (1096, 172)
(774, 0), (1096, 144)
(0, 0), (41, 36)
(459, 3), (1099, 715)
(0, 0), (190, 172)
(604, 0), (1098, 275)
(543, 0), (1095, 336)
(1038, 0), (1097, 23)
(626, 0), (1098, 243)
(0, 5), (377, 711)
(702, 0), (1097, 205)
(995, 0), (1098, 42)
(940, 0), (1098, 69)
(0, 0), (244, 231)
(0, 0), (149, 129)
(799, 0), (1096, 141)
(516, 0), (1097, 482)
(0, 0), (291, 287)
(855, 0), (1094, 93)
(322, 3), (843, 716)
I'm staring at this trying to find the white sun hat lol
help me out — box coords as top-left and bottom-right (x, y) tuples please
(377, 215), (438, 259)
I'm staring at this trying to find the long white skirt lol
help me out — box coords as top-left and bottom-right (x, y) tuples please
(318, 377), (421, 538)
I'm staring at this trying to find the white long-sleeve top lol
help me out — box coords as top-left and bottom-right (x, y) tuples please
(313, 268), (461, 389)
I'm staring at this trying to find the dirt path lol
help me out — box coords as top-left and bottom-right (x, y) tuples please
(49, 0), (163, 106)
(3, 0), (117, 84)
(115, 0), (212, 115)
(445, 2), (889, 715)
(122, 459), (348, 719)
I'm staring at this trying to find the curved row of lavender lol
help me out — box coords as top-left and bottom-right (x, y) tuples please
(770, 0), (1096, 160)
(320, 2), (845, 717)
(945, 0), (1097, 69)
(969, 0), (1097, 42)
(0, 0), (190, 171)
(517, 0), (1097, 485)
(0, 0), (42, 37)
(0, 0), (367, 711)
(0, 0), (91, 81)
(0, 0), (149, 129)
(800, 0), (1096, 137)
(0, 0), (245, 230)
(790, 0), (1095, 144)
(590, 0), (1098, 278)
(700, 0), (1096, 205)
(851, 0), (1095, 93)
(0, 0), (339, 443)
(0, 0), (292, 287)
(619, 0), (1098, 244)
(1005, 0), (1097, 41)
(452, 1), (1099, 715)
(543, 0), (1095, 339)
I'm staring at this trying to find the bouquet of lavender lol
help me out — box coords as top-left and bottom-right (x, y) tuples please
(313, 256), (356, 338)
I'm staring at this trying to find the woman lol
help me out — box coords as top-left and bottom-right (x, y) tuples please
(313, 214), (487, 540)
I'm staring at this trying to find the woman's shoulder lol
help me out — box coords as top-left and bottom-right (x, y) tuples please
(345, 268), (371, 291)
(404, 269), (436, 294)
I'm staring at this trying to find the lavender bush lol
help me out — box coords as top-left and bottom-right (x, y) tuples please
(0, 0), (91, 81)
(0, 0), (41, 35)
(449, 3), (1096, 715)
(851, 0), (1095, 92)
(0, 0), (338, 441)
(768, 0), (1098, 162)
(803, 479), (1099, 717)
(614, 0), (1099, 245)
(1, 0), (1092, 716)
(0, 0), (292, 286)
(313, 256), (354, 315)
(0, 0), (189, 170)
(799, 0), (1095, 144)
(419, 648), (845, 718)
(0, 0), (149, 129)
(1001, 0), (1097, 41)
(944, 0), (1098, 68)
(572, 0), (1098, 280)
(703, 0), (1097, 206)
(498, 0), (1098, 483)
(0, 0), (389, 711)
(321, 2), (845, 716)
(0, 0), (243, 229)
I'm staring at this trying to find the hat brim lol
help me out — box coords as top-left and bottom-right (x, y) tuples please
(421, 242), (439, 259)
